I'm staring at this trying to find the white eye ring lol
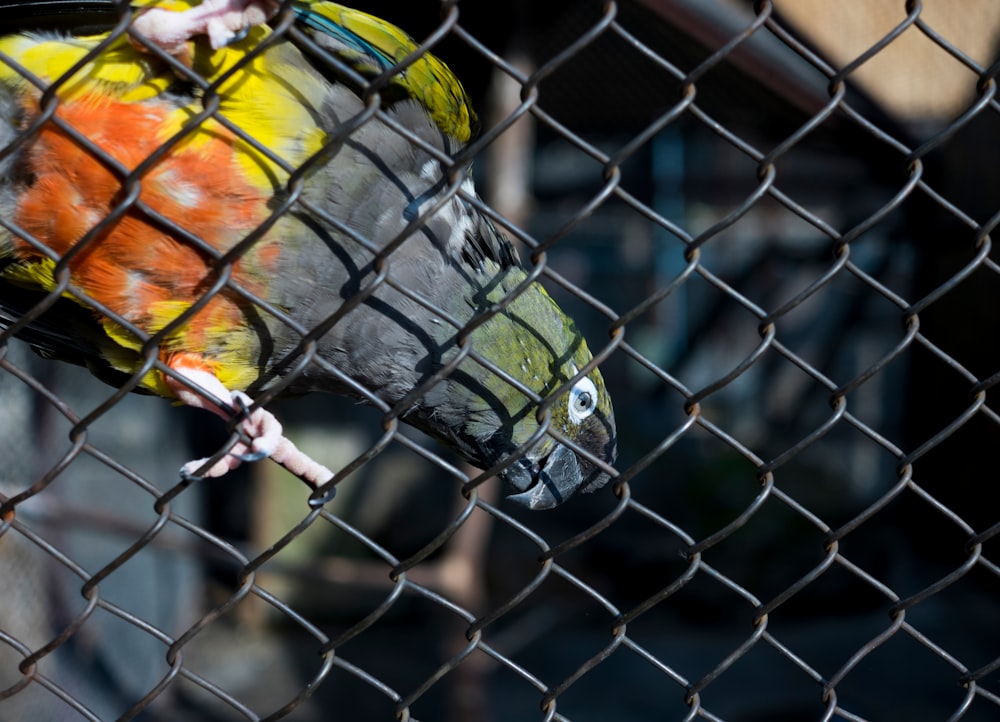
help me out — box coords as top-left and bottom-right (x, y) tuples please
(568, 376), (598, 424)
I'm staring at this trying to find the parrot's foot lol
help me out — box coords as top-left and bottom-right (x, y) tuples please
(167, 365), (333, 487)
(132, 0), (278, 53)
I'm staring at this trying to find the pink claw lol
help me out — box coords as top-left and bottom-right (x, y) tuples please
(166, 365), (333, 486)
(132, 0), (279, 53)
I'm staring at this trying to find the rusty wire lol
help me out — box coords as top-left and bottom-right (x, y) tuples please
(1, 0), (999, 720)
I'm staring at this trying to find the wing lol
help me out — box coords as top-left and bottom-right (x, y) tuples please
(291, 1), (478, 142)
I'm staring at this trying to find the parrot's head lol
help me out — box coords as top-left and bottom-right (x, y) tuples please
(499, 357), (617, 510)
(409, 269), (617, 510)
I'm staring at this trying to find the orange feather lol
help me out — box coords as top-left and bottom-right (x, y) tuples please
(12, 93), (281, 389)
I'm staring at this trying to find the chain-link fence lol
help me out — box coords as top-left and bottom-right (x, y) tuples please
(1, 0), (999, 720)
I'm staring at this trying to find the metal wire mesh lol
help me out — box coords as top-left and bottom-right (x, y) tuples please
(1, 0), (999, 720)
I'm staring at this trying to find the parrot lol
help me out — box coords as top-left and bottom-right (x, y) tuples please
(0, 0), (617, 509)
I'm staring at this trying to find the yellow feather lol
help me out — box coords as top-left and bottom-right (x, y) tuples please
(1, 257), (60, 293)
(0, 33), (173, 102)
(297, 1), (478, 142)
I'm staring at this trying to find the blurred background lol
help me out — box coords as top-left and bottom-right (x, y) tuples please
(1, 0), (999, 720)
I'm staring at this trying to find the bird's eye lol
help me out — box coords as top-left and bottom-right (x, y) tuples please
(568, 376), (598, 424)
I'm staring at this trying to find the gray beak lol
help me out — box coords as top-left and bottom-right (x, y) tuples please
(502, 444), (583, 510)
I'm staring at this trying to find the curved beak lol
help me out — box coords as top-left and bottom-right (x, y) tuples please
(502, 444), (603, 510)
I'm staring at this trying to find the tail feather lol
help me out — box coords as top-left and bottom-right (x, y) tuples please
(0, 278), (152, 393)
